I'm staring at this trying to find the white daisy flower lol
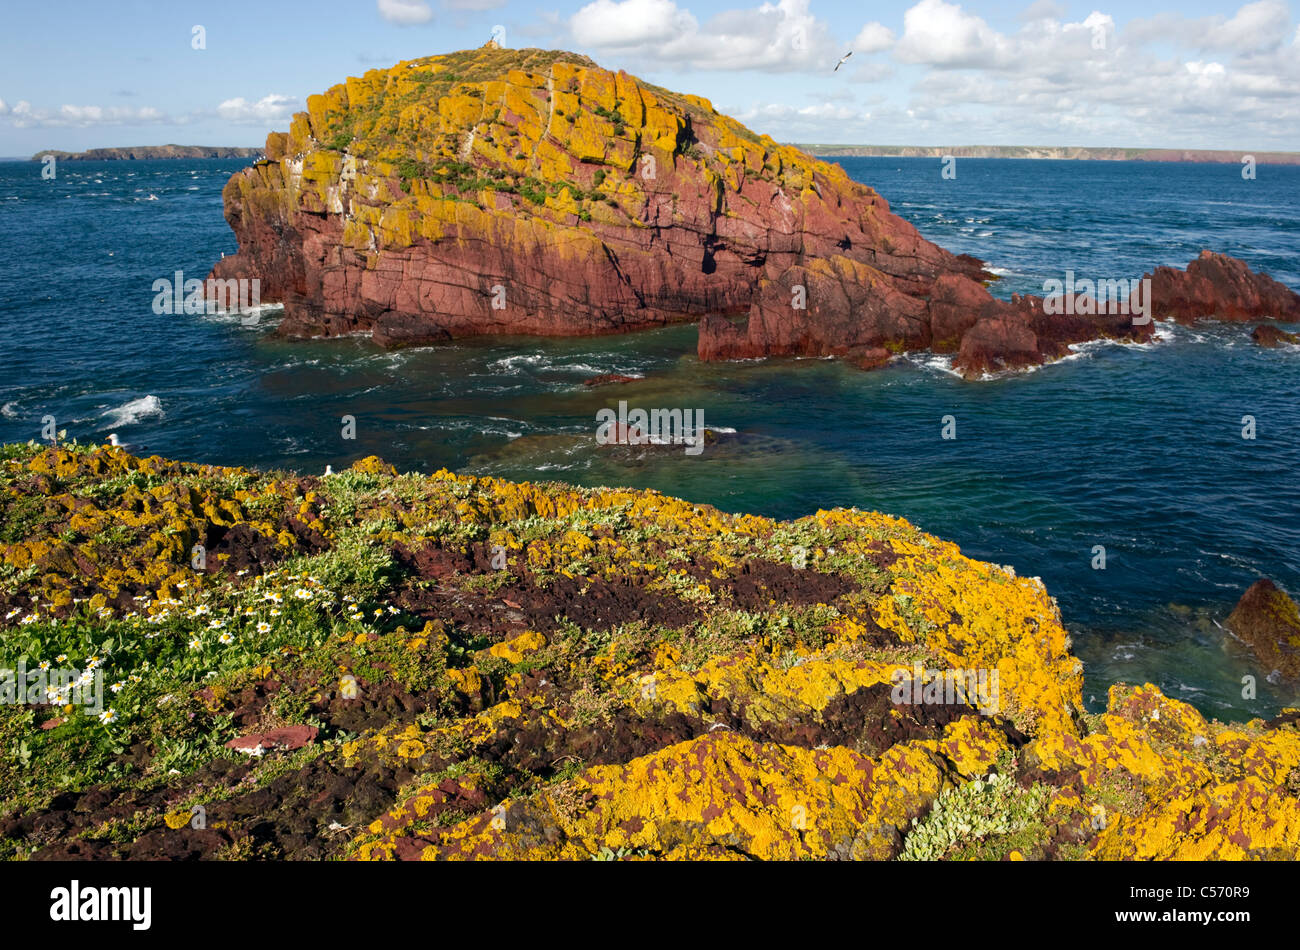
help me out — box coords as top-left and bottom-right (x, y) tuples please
(98, 708), (117, 724)
(256, 621), (271, 634)
(218, 632), (233, 645)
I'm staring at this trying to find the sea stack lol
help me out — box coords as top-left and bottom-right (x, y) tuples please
(208, 47), (1300, 377)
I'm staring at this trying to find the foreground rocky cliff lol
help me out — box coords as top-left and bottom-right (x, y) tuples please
(2, 441), (1297, 860)
(207, 45), (1300, 377)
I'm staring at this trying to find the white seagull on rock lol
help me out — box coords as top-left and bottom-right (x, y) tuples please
(107, 433), (146, 453)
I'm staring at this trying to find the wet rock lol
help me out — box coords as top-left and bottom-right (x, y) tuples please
(1251, 324), (1299, 347)
(1226, 579), (1300, 681)
(1148, 250), (1300, 323)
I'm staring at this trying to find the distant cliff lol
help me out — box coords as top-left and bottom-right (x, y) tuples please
(796, 144), (1300, 165)
(32, 145), (262, 161)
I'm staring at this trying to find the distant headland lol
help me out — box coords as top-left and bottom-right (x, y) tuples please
(794, 144), (1300, 165)
(30, 145), (262, 161)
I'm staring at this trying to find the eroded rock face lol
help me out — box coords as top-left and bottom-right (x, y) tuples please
(1149, 251), (1300, 324)
(208, 47), (1300, 380)
(207, 45), (985, 347)
(1227, 579), (1300, 681)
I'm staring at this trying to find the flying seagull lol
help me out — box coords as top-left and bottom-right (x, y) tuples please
(834, 51), (853, 71)
(107, 433), (146, 453)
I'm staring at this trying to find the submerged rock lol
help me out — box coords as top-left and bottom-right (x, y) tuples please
(1227, 579), (1300, 681)
(1252, 324), (1300, 347)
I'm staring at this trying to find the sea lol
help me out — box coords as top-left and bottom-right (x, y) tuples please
(1, 155), (1297, 720)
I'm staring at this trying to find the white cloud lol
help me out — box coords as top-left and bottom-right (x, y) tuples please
(1020, 0), (1067, 22)
(441, 0), (506, 9)
(0, 101), (172, 128)
(571, 0), (694, 47)
(850, 61), (895, 82)
(217, 94), (299, 124)
(728, 99), (876, 139)
(862, 0), (1300, 149)
(1207, 0), (1291, 51)
(852, 23), (894, 54)
(895, 0), (1008, 67)
(570, 0), (848, 72)
(1127, 0), (1292, 53)
(377, 0), (433, 25)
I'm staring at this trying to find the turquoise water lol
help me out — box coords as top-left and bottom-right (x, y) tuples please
(0, 156), (1297, 719)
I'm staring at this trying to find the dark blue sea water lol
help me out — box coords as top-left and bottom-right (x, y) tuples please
(1, 156), (1297, 719)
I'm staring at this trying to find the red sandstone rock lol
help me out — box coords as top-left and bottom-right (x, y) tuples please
(846, 346), (892, 370)
(225, 725), (319, 755)
(1226, 579), (1300, 681)
(208, 49), (988, 350)
(954, 312), (1042, 378)
(207, 50), (1300, 380)
(1251, 324), (1299, 347)
(1148, 250), (1300, 323)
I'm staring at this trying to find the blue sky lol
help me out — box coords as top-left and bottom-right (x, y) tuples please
(1, 0), (1298, 154)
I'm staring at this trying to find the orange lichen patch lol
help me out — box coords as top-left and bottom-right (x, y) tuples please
(418, 732), (948, 860)
(9, 442), (1298, 863)
(1094, 776), (1300, 860)
(933, 716), (1014, 780)
(1023, 684), (1300, 858)
(485, 630), (547, 663)
(875, 536), (1082, 738)
(231, 43), (876, 262)
(642, 650), (904, 725)
(0, 444), (330, 609)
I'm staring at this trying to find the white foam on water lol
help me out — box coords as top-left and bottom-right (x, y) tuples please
(488, 353), (549, 373)
(901, 351), (964, 378)
(103, 394), (163, 427)
(1, 401), (18, 418)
